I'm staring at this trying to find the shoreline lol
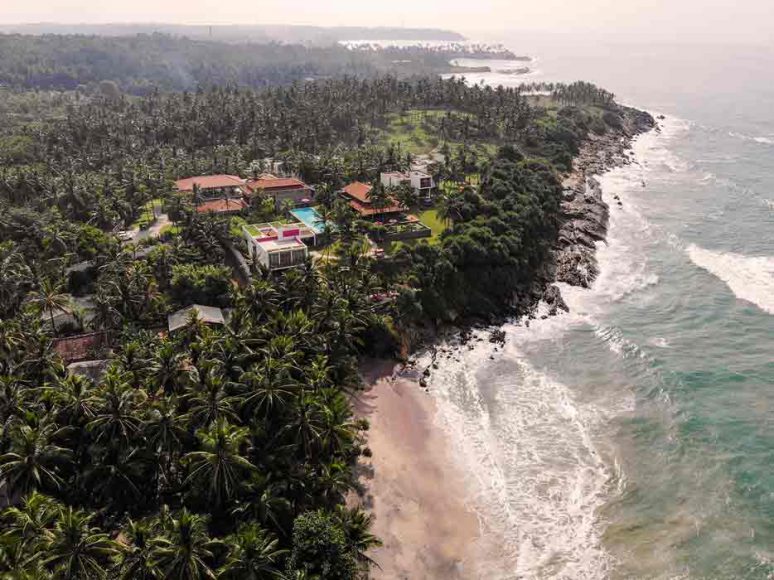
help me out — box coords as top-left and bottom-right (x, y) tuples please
(353, 360), (487, 579)
(355, 108), (658, 577)
(555, 106), (657, 289)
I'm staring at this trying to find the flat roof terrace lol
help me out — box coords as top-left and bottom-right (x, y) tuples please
(244, 222), (315, 240)
(256, 237), (306, 252)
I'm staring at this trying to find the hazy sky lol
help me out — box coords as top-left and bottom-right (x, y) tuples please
(2, 0), (772, 44)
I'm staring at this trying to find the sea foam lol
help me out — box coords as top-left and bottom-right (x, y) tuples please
(687, 245), (774, 315)
(422, 114), (683, 578)
(421, 341), (617, 579)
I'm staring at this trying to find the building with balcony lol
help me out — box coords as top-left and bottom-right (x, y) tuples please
(243, 223), (309, 271)
(340, 182), (405, 219)
(246, 174), (314, 209)
(380, 170), (435, 198)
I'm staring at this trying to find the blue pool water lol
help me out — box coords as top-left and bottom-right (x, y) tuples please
(290, 206), (326, 235)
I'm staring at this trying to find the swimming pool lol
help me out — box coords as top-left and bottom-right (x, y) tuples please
(290, 207), (327, 235)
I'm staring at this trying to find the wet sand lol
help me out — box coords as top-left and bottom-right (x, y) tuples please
(354, 360), (481, 579)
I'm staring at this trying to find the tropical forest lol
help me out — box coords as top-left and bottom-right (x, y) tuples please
(0, 30), (632, 579)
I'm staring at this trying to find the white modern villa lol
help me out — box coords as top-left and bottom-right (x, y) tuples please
(243, 222), (310, 271)
(380, 170), (435, 198)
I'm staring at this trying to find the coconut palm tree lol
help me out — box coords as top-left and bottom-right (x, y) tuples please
(237, 361), (298, 419)
(0, 491), (60, 565)
(182, 372), (238, 429)
(41, 506), (123, 579)
(218, 523), (285, 579)
(117, 519), (162, 580)
(0, 421), (73, 496)
(86, 371), (144, 449)
(183, 418), (257, 508)
(149, 509), (219, 580)
(0, 375), (28, 428)
(48, 373), (96, 426)
(0, 242), (34, 319)
(335, 506), (382, 570)
(28, 278), (71, 335)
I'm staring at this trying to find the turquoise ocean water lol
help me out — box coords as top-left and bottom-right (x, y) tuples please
(425, 36), (774, 578)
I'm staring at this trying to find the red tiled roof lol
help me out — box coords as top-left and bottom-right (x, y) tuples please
(247, 177), (309, 192)
(342, 182), (373, 203)
(176, 175), (245, 192)
(52, 332), (108, 363)
(349, 199), (404, 217)
(196, 198), (248, 214)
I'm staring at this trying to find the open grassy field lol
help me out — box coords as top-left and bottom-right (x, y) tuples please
(375, 109), (498, 157)
(418, 208), (449, 243)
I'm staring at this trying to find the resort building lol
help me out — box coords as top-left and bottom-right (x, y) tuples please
(379, 170), (436, 198)
(246, 174), (314, 209)
(175, 175), (248, 198)
(243, 223), (309, 271)
(175, 174), (249, 214)
(195, 198), (248, 214)
(340, 181), (405, 219)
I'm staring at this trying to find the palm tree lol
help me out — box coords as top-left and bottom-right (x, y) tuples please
(218, 523), (285, 579)
(0, 375), (28, 428)
(182, 373), (238, 428)
(237, 361), (298, 419)
(0, 491), (60, 568)
(183, 418), (257, 507)
(436, 190), (465, 224)
(48, 373), (95, 426)
(149, 340), (184, 395)
(118, 519), (163, 580)
(317, 393), (356, 457)
(142, 398), (188, 494)
(335, 506), (382, 570)
(149, 509), (219, 580)
(28, 278), (71, 335)
(0, 421), (73, 497)
(86, 371), (145, 449)
(41, 506), (123, 579)
(0, 241), (34, 319)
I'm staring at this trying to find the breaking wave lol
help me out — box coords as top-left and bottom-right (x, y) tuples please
(729, 131), (774, 146)
(687, 245), (774, 315)
(422, 343), (618, 579)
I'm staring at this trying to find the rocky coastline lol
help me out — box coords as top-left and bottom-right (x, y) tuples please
(554, 106), (656, 289)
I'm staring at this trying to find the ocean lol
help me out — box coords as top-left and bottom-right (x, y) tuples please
(426, 35), (774, 579)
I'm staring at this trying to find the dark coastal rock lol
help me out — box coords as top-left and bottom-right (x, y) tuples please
(553, 106), (654, 289)
(544, 285), (569, 315)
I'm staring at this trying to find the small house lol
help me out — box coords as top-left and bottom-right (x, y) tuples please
(168, 305), (226, 333)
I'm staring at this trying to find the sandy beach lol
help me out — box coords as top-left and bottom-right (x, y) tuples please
(354, 360), (481, 579)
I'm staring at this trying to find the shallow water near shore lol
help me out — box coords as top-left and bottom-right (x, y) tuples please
(426, 37), (774, 578)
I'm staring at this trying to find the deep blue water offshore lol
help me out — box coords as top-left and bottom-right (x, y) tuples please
(426, 36), (774, 578)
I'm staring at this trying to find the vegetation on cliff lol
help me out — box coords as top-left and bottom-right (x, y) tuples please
(0, 64), (634, 577)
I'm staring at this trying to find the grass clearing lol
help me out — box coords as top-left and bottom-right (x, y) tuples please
(375, 109), (497, 157)
(159, 224), (181, 237)
(418, 208), (450, 244)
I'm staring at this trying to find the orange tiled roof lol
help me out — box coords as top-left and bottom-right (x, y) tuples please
(175, 175), (246, 192)
(349, 199), (404, 217)
(247, 177), (309, 192)
(195, 198), (248, 214)
(52, 332), (108, 363)
(342, 182), (373, 203)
